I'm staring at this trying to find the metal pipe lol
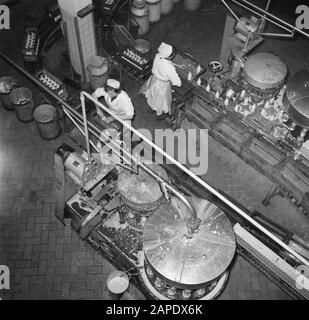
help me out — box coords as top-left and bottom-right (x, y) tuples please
(265, 0), (271, 12)
(230, 0), (294, 34)
(233, 0), (309, 38)
(62, 108), (99, 152)
(221, 0), (251, 33)
(81, 91), (309, 267)
(80, 94), (92, 168)
(63, 106), (135, 171)
(259, 0), (271, 32)
(0, 51), (83, 121)
(138, 162), (197, 221)
(293, 235), (309, 251)
(252, 31), (294, 38)
(243, 33), (251, 52)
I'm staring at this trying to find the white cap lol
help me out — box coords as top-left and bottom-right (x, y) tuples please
(107, 79), (120, 89)
(158, 42), (173, 58)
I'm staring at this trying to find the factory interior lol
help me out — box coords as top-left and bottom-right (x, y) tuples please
(1, 0), (309, 301)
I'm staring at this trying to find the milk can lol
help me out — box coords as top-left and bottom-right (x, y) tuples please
(9, 87), (35, 122)
(146, 0), (161, 23)
(184, 0), (202, 11)
(131, 0), (150, 36)
(33, 104), (62, 140)
(132, 39), (151, 58)
(161, 0), (173, 15)
(0, 76), (17, 111)
(87, 56), (109, 91)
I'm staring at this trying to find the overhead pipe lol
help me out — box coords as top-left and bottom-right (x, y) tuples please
(260, 0), (272, 31)
(220, 0), (251, 34)
(230, 0), (309, 38)
(230, 0), (294, 35)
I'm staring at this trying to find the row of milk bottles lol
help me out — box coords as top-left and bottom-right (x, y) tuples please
(131, 0), (202, 36)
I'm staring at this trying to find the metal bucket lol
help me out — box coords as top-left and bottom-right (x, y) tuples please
(146, 0), (161, 23)
(9, 87), (34, 122)
(107, 270), (130, 295)
(33, 104), (62, 140)
(184, 0), (202, 11)
(161, 0), (173, 15)
(131, 0), (150, 36)
(87, 56), (109, 91)
(0, 76), (17, 111)
(132, 39), (151, 55)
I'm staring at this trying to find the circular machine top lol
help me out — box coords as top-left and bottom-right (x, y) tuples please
(117, 164), (168, 205)
(244, 52), (287, 90)
(143, 197), (236, 289)
(285, 69), (309, 127)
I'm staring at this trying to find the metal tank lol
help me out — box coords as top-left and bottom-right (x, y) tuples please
(242, 52), (287, 100)
(284, 70), (309, 129)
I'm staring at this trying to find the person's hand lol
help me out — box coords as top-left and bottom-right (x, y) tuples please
(104, 117), (114, 124)
(96, 107), (105, 119)
(94, 87), (107, 98)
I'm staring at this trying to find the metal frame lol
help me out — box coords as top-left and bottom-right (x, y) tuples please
(220, 0), (309, 53)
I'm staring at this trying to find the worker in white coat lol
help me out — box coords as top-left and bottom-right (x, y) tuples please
(92, 79), (135, 128)
(140, 42), (182, 120)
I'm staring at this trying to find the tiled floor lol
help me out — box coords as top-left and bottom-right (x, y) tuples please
(0, 0), (308, 300)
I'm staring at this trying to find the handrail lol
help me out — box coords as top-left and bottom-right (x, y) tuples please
(221, 0), (309, 39)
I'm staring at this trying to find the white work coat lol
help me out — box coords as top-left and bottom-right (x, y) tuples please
(94, 90), (134, 127)
(140, 53), (182, 115)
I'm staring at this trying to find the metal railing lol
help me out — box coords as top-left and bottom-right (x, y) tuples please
(220, 0), (309, 42)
